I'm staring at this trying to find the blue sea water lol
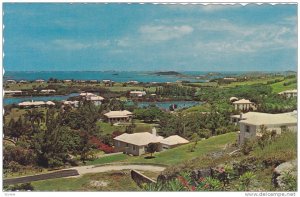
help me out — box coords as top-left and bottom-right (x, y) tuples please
(137, 101), (201, 110)
(4, 71), (244, 83)
(4, 93), (79, 105)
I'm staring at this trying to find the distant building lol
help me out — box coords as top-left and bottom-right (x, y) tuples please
(18, 100), (55, 108)
(6, 80), (16, 84)
(278, 89), (297, 98)
(89, 80), (98, 83)
(129, 90), (146, 97)
(63, 80), (72, 83)
(19, 80), (28, 84)
(35, 79), (45, 83)
(80, 92), (96, 97)
(41, 89), (56, 94)
(87, 95), (104, 106)
(232, 99), (254, 111)
(237, 111), (297, 145)
(223, 77), (237, 82)
(127, 80), (139, 85)
(63, 100), (79, 108)
(104, 110), (133, 123)
(4, 90), (23, 96)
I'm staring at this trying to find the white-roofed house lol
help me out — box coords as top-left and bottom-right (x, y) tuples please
(232, 99), (254, 111)
(87, 95), (104, 106)
(4, 90), (23, 96)
(45, 101), (55, 106)
(6, 80), (17, 84)
(104, 110), (133, 123)
(237, 111), (297, 145)
(278, 89), (297, 98)
(18, 101), (46, 108)
(114, 132), (164, 156)
(129, 90), (146, 97)
(63, 100), (79, 108)
(35, 79), (45, 83)
(159, 135), (189, 151)
(41, 89), (56, 94)
(80, 92), (96, 98)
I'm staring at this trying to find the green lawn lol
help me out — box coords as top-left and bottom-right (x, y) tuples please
(32, 170), (140, 191)
(97, 122), (126, 135)
(270, 78), (297, 93)
(86, 154), (129, 165)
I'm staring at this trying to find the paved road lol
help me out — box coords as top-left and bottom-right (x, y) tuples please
(71, 164), (166, 176)
(4, 164), (166, 185)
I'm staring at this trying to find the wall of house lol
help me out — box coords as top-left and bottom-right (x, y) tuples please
(239, 122), (297, 145)
(114, 140), (143, 156)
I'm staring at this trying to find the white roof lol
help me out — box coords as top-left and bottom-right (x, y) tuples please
(233, 99), (252, 104)
(80, 92), (96, 97)
(41, 89), (56, 92)
(114, 132), (164, 146)
(18, 101), (45, 106)
(239, 111), (297, 126)
(104, 110), (133, 118)
(5, 90), (23, 93)
(46, 101), (55, 105)
(278, 89), (297, 94)
(63, 100), (79, 105)
(229, 97), (238, 101)
(35, 79), (45, 81)
(160, 135), (189, 146)
(88, 96), (104, 101)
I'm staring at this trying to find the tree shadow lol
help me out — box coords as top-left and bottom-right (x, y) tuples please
(144, 156), (155, 159)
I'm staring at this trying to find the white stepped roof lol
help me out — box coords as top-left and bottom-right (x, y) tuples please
(114, 132), (163, 146)
(160, 135), (189, 146)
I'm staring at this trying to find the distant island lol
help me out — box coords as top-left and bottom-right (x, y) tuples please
(153, 71), (183, 76)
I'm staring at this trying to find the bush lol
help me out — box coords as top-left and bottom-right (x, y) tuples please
(281, 171), (297, 191)
(241, 139), (256, 155)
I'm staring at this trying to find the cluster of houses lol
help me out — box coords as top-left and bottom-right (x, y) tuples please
(114, 128), (189, 156)
(4, 89), (56, 96)
(18, 100), (55, 108)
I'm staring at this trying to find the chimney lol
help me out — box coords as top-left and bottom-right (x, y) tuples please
(152, 127), (157, 136)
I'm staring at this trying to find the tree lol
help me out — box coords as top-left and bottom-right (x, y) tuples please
(146, 143), (159, 158)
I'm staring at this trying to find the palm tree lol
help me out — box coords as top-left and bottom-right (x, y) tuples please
(25, 109), (45, 130)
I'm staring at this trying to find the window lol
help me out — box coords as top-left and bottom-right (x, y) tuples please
(126, 143), (129, 147)
(132, 145), (136, 151)
(245, 125), (250, 133)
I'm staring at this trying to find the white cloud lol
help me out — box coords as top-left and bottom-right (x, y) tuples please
(52, 39), (110, 50)
(139, 25), (193, 41)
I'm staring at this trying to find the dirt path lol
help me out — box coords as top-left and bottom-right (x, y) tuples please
(71, 164), (166, 176)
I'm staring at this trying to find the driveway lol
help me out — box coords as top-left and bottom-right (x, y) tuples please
(71, 164), (166, 176)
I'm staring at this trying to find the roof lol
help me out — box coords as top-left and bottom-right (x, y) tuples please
(239, 111), (297, 126)
(41, 89), (56, 92)
(88, 96), (104, 101)
(18, 101), (45, 106)
(160, 135), (189, 146)
(5, 90), (23, 94)
(63, 100), (79, 105)
(46, 101), (55, 105)
(229, 97), (238, 101)
(114, 132), (164, 146)
(80, 92), (96, 97)
(130, 91), (146, 94)
(278, 89), (297, 94)
(104, 110), (133, 118)
(233, 99), (252, 104)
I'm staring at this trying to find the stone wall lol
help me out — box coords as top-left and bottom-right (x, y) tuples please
(130, 170), (156, 187)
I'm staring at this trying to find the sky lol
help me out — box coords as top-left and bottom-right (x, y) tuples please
(3, 3), (298, 72)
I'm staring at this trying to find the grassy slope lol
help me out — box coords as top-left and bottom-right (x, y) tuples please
(270, 78), (297, 93)
(32, 170), (140, 191)
(220, 76), (284, 88)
